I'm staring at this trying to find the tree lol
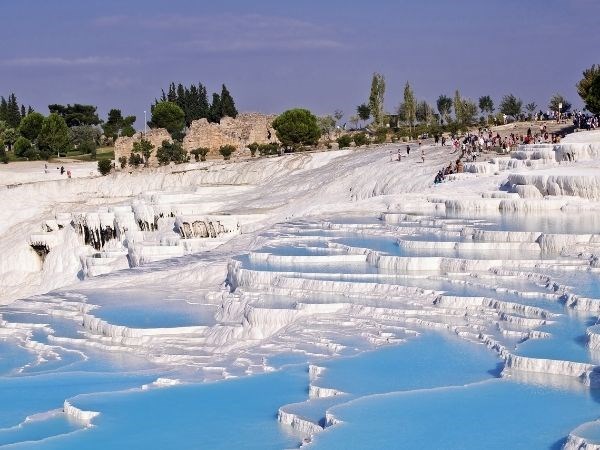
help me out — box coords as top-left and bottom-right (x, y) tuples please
(208, 93), (222, 123)
(38, 113), (72, 156)
(356, 104), (370, 126)
(48, 104), (101, 126)
(69, 125), (101, 149)
(403, 82), (416, 136)
(333, 109), (344, 125)
(3, 128), (19, 151)
(436, 95), (453, 125)
(5, 94), (22, 128)
(525, 102), (537, 120)
(500, 94), (523, 119)
(13, 135), (31, 156)
(577, 64), (600, 114)
(349, 115), (359, 130)
(317, 115), (336, 140)
(583, 74), (600, 115)
(103, 109), (124, 141)
(368, 73), (386, 127)
(478, 96), (494, 116)
(132, 138), (155, 166)
(103, 109), (136, 140)
(461, 100), (478, 127)
(98, 159), (112, 176)
(19, 112), (45, 142)
(156, 140), (188, 165)
(272, 109), (321, 151)
(548, 94), (571, 114)
(149, 102), (185, 136)
(415, 101), (434, 124)
(453, 90), (464, 124)
(220, 84), (238, 118)
(219, 144), (236, 160)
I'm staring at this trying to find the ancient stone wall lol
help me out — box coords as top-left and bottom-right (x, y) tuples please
(183, 113), (278, 156)
(114, 129), (172, 167)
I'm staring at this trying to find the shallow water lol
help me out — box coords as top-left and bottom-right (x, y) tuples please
(2, 210), (600, 448)
(312, 378), (600, 450)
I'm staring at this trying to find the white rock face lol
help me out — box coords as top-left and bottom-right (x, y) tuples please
(63, 401), (99, 427)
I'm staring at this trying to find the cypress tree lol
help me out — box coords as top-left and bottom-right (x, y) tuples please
(198, 83), (209, 120)
(20, 104), (26, 119)
(0, 97), (7, 123)
(6, 94), (22, 128)
(208, 93), (222, 123)
(220, 84), (238, 118)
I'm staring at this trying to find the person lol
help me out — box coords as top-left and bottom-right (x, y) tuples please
(67, 170), (72, 178)
(397, 148), (402, 161)
(60, 166), (65, 175)
(406, 145), (410, 155)
(421, 148), (425, 163)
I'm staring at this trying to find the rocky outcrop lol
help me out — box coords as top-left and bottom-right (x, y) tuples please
(114, 129), (172, 167)
(183, 113), (278, 155)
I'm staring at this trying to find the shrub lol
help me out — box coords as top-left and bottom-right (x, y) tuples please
(336, 135), (352, 149)
(128, 153), (143, 167)
(156, 140), (188, 165)
(258, 143), (279, 156)
(373, 128), (388, 144)
(98, 159), (112, 175)
(248, 142), (259, 157)
(219, 144), (236, 160)
(118, 156), (127, 169)
(353, 132), (369, 147)
(1, 155), (8, 164)
(191, 147), (210, 162)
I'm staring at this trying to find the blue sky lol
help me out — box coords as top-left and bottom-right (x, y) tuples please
(1, 0), (598, 125)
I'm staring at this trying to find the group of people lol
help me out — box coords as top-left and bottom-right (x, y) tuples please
(573, 110), (599, 130)
(434, 158), (464, 184)
(44, 163), (71, 178)
(391, 142), (426, 163)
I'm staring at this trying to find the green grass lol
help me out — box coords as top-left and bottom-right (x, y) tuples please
(70, 150), (114, 162)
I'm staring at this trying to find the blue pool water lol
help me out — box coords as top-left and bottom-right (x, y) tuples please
(2, 211), (600, 449)
(8, 367), (309, 450)
(312, 378), (600, 450)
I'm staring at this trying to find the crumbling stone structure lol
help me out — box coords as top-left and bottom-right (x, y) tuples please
(114, 128), (172, 167)
(183, 113), (278, 156)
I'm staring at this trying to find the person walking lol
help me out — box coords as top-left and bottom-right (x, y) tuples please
(421, 148), (425, 163)
(406, 145), (410, 155)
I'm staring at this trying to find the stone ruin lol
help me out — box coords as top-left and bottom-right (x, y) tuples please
(113, 113), (278, 167)
(183, 113), (279, 156)
(114, 128), (172, 167)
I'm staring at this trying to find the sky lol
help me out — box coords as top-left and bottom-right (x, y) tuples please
(1, 0), (599, 127)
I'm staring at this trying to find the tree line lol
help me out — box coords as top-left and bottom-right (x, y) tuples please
(350, 69), (600, 138)
(0, 81), (239, 163)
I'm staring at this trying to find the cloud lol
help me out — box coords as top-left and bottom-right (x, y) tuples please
(2, 56), (138, 67)
(94, 13), (345, 52)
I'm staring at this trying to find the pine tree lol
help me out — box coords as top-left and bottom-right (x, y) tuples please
(27, 106), (34, 115)
(20, 105), (26, 119)
(220, 84), (238, 118)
